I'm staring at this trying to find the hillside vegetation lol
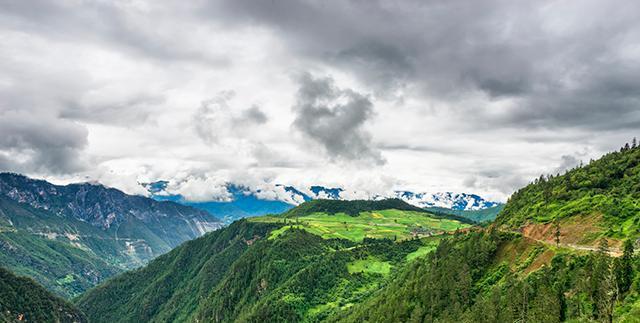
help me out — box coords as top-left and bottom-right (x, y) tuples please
(76, 144), (640, 322)
(252, 208), (469, 242)
(76, 220), (433, 322)
(283, 199), (425, 217)
(333, 231), (640, 322)
(425, 205), (504, 223)
(0, 173), (223, 299)
(496, 143), (640, 243)
(0, 197), (121, 298)
(0, 267), (87, 323)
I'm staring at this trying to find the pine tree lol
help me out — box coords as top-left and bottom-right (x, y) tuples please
(615, 239), (635, 294)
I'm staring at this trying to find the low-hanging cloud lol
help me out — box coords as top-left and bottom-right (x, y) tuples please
(292, 72), (385, 165)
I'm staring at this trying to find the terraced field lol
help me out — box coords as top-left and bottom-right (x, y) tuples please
(249, 209), (469, 242)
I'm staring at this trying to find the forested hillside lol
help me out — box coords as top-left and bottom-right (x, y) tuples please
(333, 231), (640, 322)
(0, 173), (223, 298)
(283, 199), (425, 217)
(496, 143), (640, 246)
(425, 205), (504, 223)
(0, 267), (87, 323)
(0, 196), (122, 298)
(76, 219), (434, 322)
(76, 146), (640, 322)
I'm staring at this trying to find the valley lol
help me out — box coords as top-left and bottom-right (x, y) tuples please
(0, 173), (223, 298)
(3, 144), (640, 322)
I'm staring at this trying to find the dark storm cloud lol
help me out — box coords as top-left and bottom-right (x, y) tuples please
(59, 94), (165, 126)
(0, 0), (228, 65)
(292, 72), (384, 165)
(210, 0), (640, 131)
(0, 111), (88, 174)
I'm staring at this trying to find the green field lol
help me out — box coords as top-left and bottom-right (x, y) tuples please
(347, 257), (392, 275)
(405, 237), (441, 261)
(249, 209), (469, 242)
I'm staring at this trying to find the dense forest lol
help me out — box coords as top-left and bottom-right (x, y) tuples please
(0, 267), (86, 323)
(334, 232), (640, 322)
(425, 205), (504, 223)
(282, 198), (425, 217)
(76, 219), (431, 322)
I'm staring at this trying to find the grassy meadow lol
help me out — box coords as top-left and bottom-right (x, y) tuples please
(249, 209), (470, 242)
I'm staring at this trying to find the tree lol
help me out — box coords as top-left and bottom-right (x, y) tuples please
(615, 239), (635, 294)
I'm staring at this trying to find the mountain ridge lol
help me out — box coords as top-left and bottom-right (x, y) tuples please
(142, 180), (500, 223)
(0, 172), (224, 298)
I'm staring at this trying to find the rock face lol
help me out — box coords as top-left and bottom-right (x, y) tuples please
(0, 173), (222, 232)
(0, 173), (224, 298)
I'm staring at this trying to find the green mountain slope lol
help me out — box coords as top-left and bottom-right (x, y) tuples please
(77, 145), (640, 322)
(333, 144), (640, 322)
(283, 198), (426, 217)
(425, 204), (504, 223)
(252, 208), (469, 242)
(0, 173), (224, 299)
(333, 231), (640, 322)
(496, 144), (640, 247)
(0, 197), (122, 298)
(76, 218), (438, 322)
(0, 267), (87, 323)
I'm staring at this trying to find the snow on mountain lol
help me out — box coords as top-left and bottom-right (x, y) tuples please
(141, 181), (499, 223)
(394, 191), (500, 211)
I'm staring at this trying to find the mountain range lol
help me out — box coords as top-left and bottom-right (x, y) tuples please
(0, 173), (222, 298)
(73, 142), (640, 322)
(4, 144), (640, 322)
(143, 181), (501, 224)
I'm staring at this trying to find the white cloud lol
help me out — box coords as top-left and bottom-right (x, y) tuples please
(1, 0), (638, 203)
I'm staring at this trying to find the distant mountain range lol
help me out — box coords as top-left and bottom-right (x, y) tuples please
(76, 143), (640, 322)
(142, 181), (501, 223)
(0, 173), (223, 298)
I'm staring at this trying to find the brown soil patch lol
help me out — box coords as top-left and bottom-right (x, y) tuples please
(522, 214), (605, 244)
(520, 214), (622, 256)
(523, 249), (555, 275)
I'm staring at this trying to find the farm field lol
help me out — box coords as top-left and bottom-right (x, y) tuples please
(249, 209), (470, 242)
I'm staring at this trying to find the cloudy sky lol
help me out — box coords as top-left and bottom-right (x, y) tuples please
(1, 0), (639, 202)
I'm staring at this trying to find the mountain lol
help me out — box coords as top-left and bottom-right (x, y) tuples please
(335, 143), (640, 322)
(395, 191), (500, 210)
(75, 200), (468, 322)
(0, 173), (223, 298)
(0, 173), (222, 233)
(76, 144), (640, 322)
(282, 198), (427, 217)
(496, 143), (640, 249)
(424, 204), (505, 223)
(0, 266), (87, 323)
(149, 184), (295, 224)
(143, 181), (499, 223)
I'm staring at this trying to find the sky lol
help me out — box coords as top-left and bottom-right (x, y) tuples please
(1, 0), (639, 203)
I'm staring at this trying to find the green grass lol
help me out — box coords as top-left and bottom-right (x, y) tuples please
(406, 238), (441, 261)
(250, 209), (469, 242)
(347, 258), (392, 275)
